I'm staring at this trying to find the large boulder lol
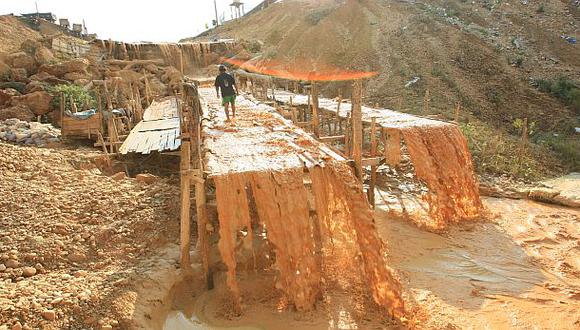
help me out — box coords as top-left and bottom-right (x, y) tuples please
(8, 52), (36, 75)
(34, 47), (55, 66)
(24, 81), (48, 94)
(108, 69), (142, 83)
(0, 61), (10, 81)
(73, 79), (90, 87)
(148, 78), (167, 97)
(39, 58), (90, 78)
(10, 68), (30, 83)
(0, 88), (20, 107)
(0, 82), (26, 94)
(0, 89), (12, 107)
(29, 71), (68, 85)
(20, 39), (42, 55)
(0, 104), (35, 121)
(63, 71), (91, 82)
(161, 67), (183, 92)
(11, 91), (53, 116)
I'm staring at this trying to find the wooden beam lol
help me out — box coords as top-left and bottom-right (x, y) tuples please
(311, 82), (320, 137)
(319, 135), (346, 142)
(180, 141), (191, 269)
(368, 117), (378, 207)
(351, 80), (363, 180)
(362, 157), (382, 167)
(195, 174), (209, 287)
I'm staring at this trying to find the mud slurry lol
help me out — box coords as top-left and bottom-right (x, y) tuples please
(378, 197), (580, 329)
(400, 124), (483, 230)
(213, 162), (404, 321)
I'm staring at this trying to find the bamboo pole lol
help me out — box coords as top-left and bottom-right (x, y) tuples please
(195, 176), (209, 285)
(368, 117), (378, 207)
(424, 89), (430, 113)
(180, 141), (191, 269)
(352, 80), (363, 180)
(59, 92), (65, 128)
(311, 82), (320, 137)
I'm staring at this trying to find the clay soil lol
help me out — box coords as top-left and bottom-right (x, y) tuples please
(0, 16), (42, 54)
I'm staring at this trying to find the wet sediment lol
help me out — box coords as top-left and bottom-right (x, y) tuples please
(213, 161), (405, 319)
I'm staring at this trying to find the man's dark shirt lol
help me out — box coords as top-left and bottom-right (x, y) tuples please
(215, 72), (236, 97)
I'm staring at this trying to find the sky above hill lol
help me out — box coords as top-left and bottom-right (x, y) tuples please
(0, 0), (263, 42)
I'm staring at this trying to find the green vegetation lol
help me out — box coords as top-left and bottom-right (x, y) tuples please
(536, 133), (580, 172)
(48, 84), (96, 113)
(508, 55), (524, 67)
(306, 8), (332, 25)
(537, 5), (545, 14)
(460, 121), (564, 180)
(535, 77), (580, 113)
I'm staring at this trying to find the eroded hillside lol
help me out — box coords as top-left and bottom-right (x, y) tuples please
(186, 0), (580, 178)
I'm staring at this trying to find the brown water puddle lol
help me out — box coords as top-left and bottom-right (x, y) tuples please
(163, 197), (578, 329)
(377, 197), (580, 329)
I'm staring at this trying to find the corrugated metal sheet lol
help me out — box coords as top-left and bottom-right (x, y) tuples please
(119, 98), (181, 155)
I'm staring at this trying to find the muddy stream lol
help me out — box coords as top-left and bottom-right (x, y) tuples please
(158, 197), (579, 329)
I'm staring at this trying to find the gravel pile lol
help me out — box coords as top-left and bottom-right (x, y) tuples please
(0, 142), (180, 329)
(0, 119), (60, 146)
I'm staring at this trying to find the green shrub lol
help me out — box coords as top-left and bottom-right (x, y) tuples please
(537, 5), (545, 13)
(306, 8), (332, 25)
(540, 134), (580, 171)
(48, 84), (96, 113)
(459, 121), (564, 180)
(536, 77), (580, 113)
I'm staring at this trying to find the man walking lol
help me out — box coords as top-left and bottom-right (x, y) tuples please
(214, 65), (238, 121)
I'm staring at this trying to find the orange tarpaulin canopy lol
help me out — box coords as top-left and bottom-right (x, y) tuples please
(222, 57), (377, 82)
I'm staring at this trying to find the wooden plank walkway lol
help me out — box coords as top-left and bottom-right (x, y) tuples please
(268, 89), (451, 129)
(198, 87), (345, 176)
(119, 98), (181, 155)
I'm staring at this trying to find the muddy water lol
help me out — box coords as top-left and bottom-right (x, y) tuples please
(400, 125), (483, 230)
(377, 197), (580, 328)
(212, 163), (404, 318)
(161, 197), (578, 329)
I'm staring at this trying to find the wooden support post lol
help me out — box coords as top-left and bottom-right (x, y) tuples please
(454, 101), (461, 123)
(96, 91), (102, 113)
(344, 112), (351, 156)
(384, 128), (402, 167)
(335, 95), (343, 135)
(195, 175), (209, 287)
(311, 82), (320, 137)
(70, 95), (78, 113)
(368, 117), (378, 207)
(59, 92), (65, 128)
(521, 117), (528, 145)
(351, 80), (363, 180)
(104, 81), (113, 110)
(180, 141), (192, 269)
(424, 89), (430, 113)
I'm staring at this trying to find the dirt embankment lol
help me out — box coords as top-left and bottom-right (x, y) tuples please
(0, 142), (181, 329)
(0, 16), (42, 54)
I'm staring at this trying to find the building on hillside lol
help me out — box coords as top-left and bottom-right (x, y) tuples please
(230, 0), (245, 19)
(59, 18), (70, 29)
(21, 12), (56, 23)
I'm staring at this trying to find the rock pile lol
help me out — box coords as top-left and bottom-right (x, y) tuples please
(0, 119), (60, 146)
(0, 142), (180, 329)
(0, 37), (184, 127)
